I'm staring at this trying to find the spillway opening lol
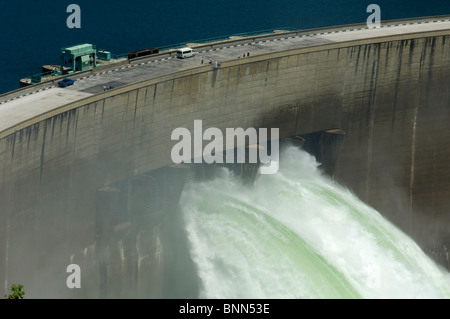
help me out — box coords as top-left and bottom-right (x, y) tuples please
(294, 129), (346, 178)
(177, 144), (450, 298)
(88, 138), (450, 299)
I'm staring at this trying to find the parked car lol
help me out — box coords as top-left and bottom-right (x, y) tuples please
(176, 47), (197, 59)
(58, 78), (75, 87)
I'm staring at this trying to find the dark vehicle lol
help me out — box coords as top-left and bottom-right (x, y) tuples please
(58, 78), (75, 87)
(128, 48), (159, 60)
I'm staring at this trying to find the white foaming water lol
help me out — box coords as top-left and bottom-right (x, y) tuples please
(179, 146), (450, 299)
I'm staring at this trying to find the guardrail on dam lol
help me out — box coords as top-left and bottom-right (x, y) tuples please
(1, 16), (450, 297)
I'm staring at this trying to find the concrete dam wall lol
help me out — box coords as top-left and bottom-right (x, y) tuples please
(1, 29), (450, 297)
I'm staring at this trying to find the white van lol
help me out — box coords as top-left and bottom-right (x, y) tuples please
(176, 47), (197, 59)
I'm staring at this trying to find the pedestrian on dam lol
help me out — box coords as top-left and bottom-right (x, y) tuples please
(247, 51), (250, 57)
(201, 57), (204, 64)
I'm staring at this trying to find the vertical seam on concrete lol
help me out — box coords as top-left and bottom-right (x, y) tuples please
(391, 40), (405, 131)
(65, 110), (72, 145)
(187, 74), (193, 109)
(129, 89), (138, 158)
(35, 120), (48, 263)
(169, 79), (175, 106)
(9, 134), (16, 170)
(4, 133), (16, 289)
(225, 67), (231, 101)
(133, 88), (139, 125)
(39, 121), (47, 182)
(72, 109), (79, 157)
(100, 99), (106, 124)
(409, 105), (418, 237)
(26, 126), (32, 154)
(4, 131), (14, 291)
(364, 44), (380, 203)
(152, 84), (157, 121)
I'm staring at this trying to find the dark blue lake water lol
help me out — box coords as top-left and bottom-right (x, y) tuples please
(1, 0), (449, 94)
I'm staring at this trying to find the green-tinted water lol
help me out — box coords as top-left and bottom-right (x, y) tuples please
(179, 147), (450, 298)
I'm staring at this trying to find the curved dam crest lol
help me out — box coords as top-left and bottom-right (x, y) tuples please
(0, 19), (450, 297)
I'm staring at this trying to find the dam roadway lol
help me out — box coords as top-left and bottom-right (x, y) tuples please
(1, 17), (450, 135)
(1, 16), (450, 297)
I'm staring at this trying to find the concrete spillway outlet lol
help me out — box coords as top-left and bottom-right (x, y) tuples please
(291, 129), (346, 177)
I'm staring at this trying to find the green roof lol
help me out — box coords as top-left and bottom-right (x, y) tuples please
(62, 44), (95, 55)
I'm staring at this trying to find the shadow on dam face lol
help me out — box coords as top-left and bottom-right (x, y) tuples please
(294, 129), (346, 178)
(93, 165), (201, 298)
(63, 131), (346, 298)
(6, 130), (344, 299)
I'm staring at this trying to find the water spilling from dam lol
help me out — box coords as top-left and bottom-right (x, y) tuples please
(179, 146), (450, 298)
